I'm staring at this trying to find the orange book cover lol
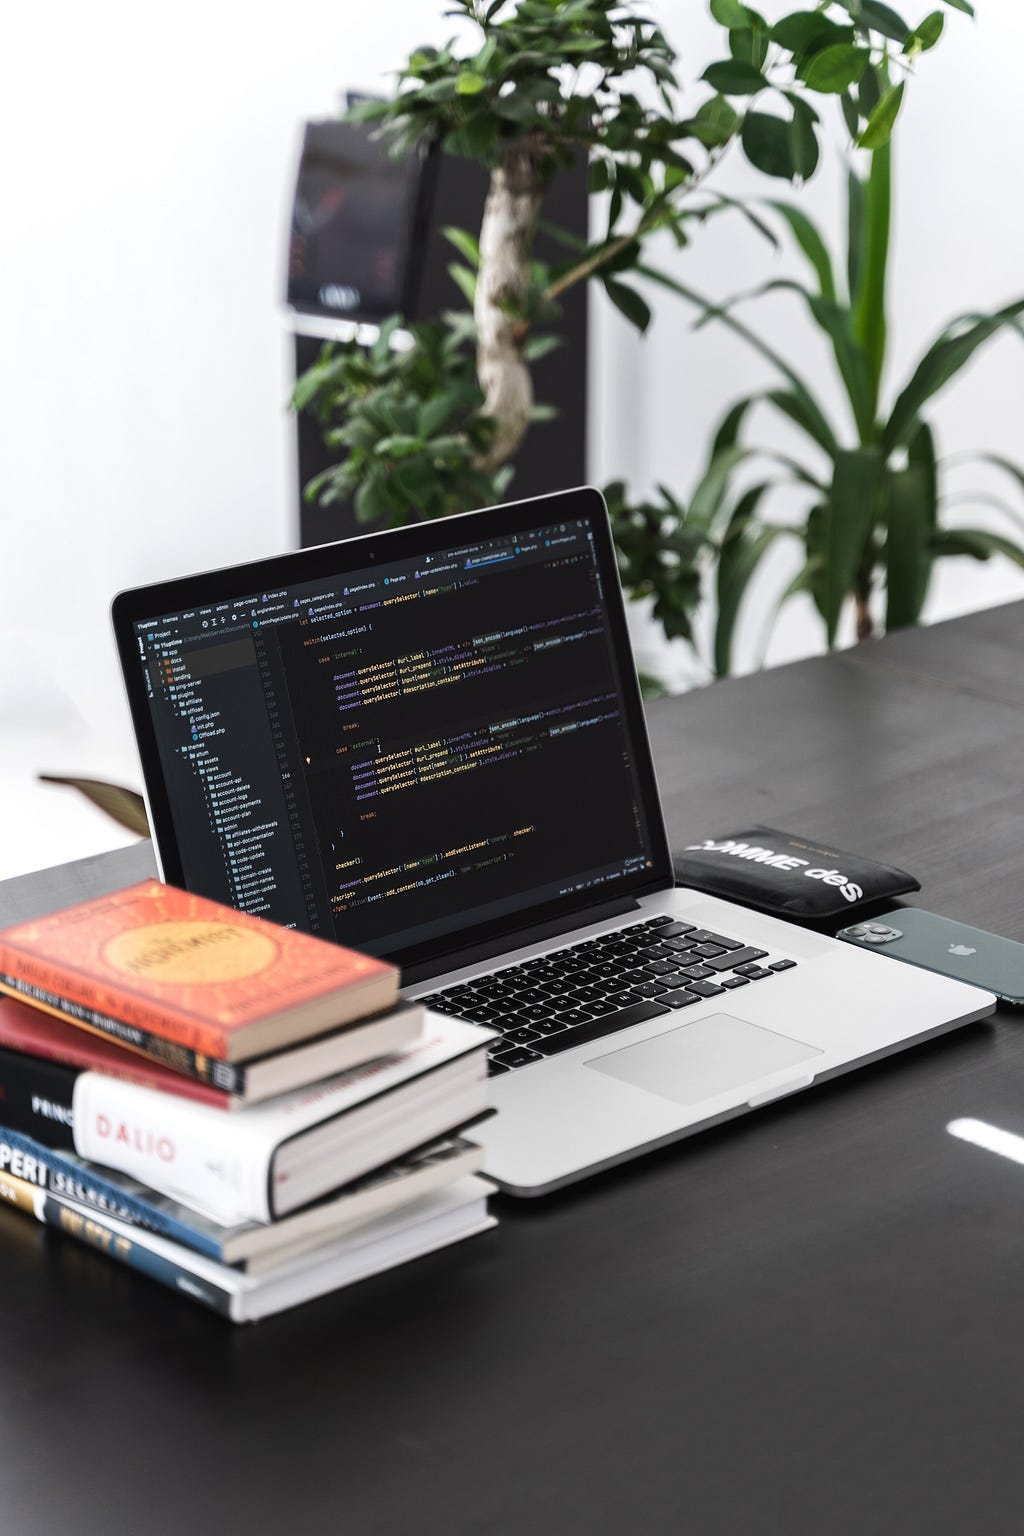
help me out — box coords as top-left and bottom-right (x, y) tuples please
(0, 880), (398, 1062)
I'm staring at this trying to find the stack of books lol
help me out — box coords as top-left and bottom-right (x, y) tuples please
(0, 879), (496, 1322)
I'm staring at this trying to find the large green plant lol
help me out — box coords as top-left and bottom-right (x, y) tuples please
(297, 0), (964, 563)
(631, 136), (1024, 675)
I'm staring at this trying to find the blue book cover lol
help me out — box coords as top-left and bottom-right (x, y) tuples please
(0, 1122), (239, 1260)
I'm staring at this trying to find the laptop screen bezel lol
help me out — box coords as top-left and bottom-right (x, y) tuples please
(112, 486), (674, 976)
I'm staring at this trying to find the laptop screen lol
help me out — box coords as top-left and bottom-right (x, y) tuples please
(115, 492), (669, 974)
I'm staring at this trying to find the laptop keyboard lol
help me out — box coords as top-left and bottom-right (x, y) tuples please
(418, 914), (798, 1075)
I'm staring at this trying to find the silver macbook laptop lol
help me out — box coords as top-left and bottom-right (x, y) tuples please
(112, 487), (995, 1195)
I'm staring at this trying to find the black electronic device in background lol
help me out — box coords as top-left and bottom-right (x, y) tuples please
(286, 113), (589, 547)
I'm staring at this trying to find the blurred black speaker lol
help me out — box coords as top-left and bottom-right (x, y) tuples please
(288, 118), (588, 547)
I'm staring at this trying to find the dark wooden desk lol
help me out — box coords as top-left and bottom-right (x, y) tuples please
(3, 602), (1022, 1535)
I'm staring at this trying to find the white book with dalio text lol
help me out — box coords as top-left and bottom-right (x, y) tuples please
(70, 1014), (494, 1224)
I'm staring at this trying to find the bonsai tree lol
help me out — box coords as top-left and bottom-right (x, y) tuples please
(295, 0), (967, 665)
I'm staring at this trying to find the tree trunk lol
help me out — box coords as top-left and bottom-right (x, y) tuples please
(474, 142), (545, 473)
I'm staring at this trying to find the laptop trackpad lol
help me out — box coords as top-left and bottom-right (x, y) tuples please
(585, 1013), (821, 1107)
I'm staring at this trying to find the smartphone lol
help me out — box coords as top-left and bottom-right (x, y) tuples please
(837, 908), (1024, 1006)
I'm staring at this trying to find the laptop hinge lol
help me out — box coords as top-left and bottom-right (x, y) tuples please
(402, 894), (643, 988)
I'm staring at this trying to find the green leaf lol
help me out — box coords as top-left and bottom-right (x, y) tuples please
(857, 82), (904, 149)
(941, 0), (974, 14)
(729, 18), (769, 70)
(846, 167), (864, 305)
(457, 71), (487, 95)
(711, 397), (757, 457)
(418, 391), (462, 438)
(690, 444), (748, 525)
(788, 105), (820, 180)
(354, 475), (391, 525)
(523, 333), (563, 361)
(443, 226), (480, 267)
(375, 433), (425, 459)
(852, 142), (891, 403)
(885, 453), (936, 629)
(907, 11), (944, 51)
(714, 483), (780, 676)
(822, 447), (883, 644)
(932, 529), (1024, 566)
(884, 298), (1024, 451)
(858, 64), (882, 116)
(741, 112), (795, 179)
(771, 13), (854, 54)
(710, 0), (751, 26)
(688, 94), (740, 146)
(604, 277), (652, 333)
(447, 262), (477, 306)
(855, 1), (911, 42)
(702, 59), (767, 95)
(37, 775), (150, 837)
(765, 201), (836, 299)
(344, 98), (391, 123)
(840, 90), (860, 139)
(798, 44), (870, 93)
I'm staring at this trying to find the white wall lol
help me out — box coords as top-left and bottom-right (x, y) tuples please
(2, 1), (1022, 877)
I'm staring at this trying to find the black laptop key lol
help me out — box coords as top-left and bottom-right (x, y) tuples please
(686, 929), (741, 948)
(659, 989), (701, 1009)
(741, 966), (773, 980)
(545, 977), (582, 996)
(464, 1007), (501, 1023)
(587, 999), (618, 1016)
(720, 975), (750, 989)
(513, 1004), (550, 1022)
(634, 981), (670, 998)
(503, 1025), (542, 1045)
(685, 979), (726, 998)
(555, 1009), (594, 1026)
(531, 1017), (573, 1036)
(487, 1059), (512, 1075)
(704, 946), (768, 973)
(570, 986), (605, 1004)
(600, 944), (635, 962)
(679, 963), (715, 981)
(644, 959), (679, 976)
(689, 943), (727, 959)
(533, 999), (672, 1055)
(491, 1045), (543, 1069)
(645, 915), (675, 928)
(770, 959), (797, 971)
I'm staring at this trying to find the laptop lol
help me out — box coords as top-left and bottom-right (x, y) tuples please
(112, 487), (995, 1195)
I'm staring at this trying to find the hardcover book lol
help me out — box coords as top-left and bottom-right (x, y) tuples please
(0, 992), (422, 1108)
(0, 878), (398, 1064)
(8, 1013), (494, 1224)
(0, 1168), (495, 1323)
(0, 1123), (483, 1267)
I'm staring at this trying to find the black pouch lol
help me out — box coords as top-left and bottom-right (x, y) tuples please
(673, 825), (920, 924)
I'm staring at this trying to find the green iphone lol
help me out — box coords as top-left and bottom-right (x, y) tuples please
(837, 908), (1024, 1006)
